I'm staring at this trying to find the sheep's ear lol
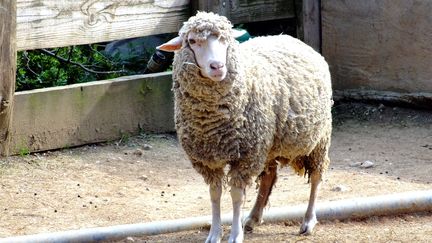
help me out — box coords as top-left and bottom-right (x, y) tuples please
(157, 36), (183, 52)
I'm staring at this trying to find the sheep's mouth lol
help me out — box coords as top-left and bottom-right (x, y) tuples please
(208, 70), (226, 81)
(182, 61), (226, 81)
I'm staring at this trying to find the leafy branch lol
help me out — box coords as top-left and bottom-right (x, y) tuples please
(38, 48), (127, 75)
(16, 42), (147, 91)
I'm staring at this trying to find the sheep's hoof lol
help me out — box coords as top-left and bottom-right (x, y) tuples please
(243, 216), (262, 233)
(205, 234), (222, 243)
(299, 217), (318, 235)
(228, 232), (244, 243)
(205, 227), (223, 243)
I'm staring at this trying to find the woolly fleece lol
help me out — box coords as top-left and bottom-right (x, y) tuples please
(172, 12), (333, 188)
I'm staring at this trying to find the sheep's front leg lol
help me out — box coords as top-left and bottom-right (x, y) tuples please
(229, 186), (245, 243)
(206, 184), (223, 243)
(299, 171), (321, 235)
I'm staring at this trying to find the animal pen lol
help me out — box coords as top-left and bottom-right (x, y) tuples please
(1, 0), (319, 156)
(0, 0), (431, 242)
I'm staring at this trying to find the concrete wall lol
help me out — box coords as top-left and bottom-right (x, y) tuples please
(11, 72), (175, 154)
(322, 0), (432, 93)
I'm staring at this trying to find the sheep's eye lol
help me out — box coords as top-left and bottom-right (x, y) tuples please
(188, 39), (196, 45)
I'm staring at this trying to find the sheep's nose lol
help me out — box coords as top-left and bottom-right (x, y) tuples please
(210, 61), (225, 70)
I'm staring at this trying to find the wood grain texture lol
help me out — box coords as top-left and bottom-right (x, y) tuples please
(322, 0), (432, 93)
(193, 0), (295, 24)
(11, 73), (175, 154)
(0, 0), (17, 156)
(298, 0), (321, 52)
(192, 0), (230, 17)
(16, 0), (190, 50)
(230, 0), (295, 23)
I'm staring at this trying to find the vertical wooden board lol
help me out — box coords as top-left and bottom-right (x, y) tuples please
(296, 0), (321, 52)
(0, 0), (17, 156)
(302, 0), (321, 52)
(322, 0), (432, 93)
(10, 73), (175, 154)
(16, 0), (190, 50)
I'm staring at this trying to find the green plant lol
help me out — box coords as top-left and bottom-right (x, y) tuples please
(18, 147), (30, 157)
(16, 44), (137, 92)
(117, 132), (131, 145)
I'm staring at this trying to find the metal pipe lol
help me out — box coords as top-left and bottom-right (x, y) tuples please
(263, 189), (432, 223)
(2, 190), (432, 243)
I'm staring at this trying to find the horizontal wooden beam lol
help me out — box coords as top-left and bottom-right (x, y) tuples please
(229, 0), (295, 24)
(10, 72), (175, 154)
(192, 0), (295, 24)
(16, 0), (190, 50)
(17, 0), (297, 51)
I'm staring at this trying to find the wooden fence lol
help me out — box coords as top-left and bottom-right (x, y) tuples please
(0, 0), (320, 155)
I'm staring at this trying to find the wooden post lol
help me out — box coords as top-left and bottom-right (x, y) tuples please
(296, 0), (321, 52)
(191, 0), (231, 18)
(0, 0), (17, 156)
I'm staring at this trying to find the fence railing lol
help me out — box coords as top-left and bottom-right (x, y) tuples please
(0, 0), (320, 155)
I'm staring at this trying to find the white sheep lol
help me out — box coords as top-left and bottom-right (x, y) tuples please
(158, 12), (333, 243)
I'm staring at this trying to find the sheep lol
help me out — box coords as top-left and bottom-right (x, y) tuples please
(157, 11), (333, 243)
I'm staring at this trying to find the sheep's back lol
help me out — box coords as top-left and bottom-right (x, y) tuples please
(238, 35), (333, 161)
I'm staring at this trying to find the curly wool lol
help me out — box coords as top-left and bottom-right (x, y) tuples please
(172, 12), (333, 188)
(178, 11), (234, 45)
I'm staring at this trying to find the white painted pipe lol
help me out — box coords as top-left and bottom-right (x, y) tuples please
(263, 189), (432, 223)
(2, 190), (432, 243)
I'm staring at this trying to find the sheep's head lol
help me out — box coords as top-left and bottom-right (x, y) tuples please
(157, 12), (237, 82)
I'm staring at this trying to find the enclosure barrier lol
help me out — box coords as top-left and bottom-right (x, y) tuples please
(0, 0), (320, 155)
(1, 190), (431, 243)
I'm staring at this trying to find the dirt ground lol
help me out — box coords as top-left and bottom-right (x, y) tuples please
(0, 102), (431, 242)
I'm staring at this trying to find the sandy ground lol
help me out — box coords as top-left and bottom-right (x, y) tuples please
(0, 102), (431, 242)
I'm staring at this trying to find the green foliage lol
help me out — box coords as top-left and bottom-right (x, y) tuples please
(18, 147), (30, 157)
(16, 44), (139, 91)
(118, 132), (131, 145)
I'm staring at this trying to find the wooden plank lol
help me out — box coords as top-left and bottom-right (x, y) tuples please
(192, 0), (295, 24)
(229, 0), (295, 24)
(191, 0), (230, 18)
(322, 0), (432, 93)
(16, 0), (190, 51)
(0, 0), (17, 156)
(10, 72), (175, 154)
(296, 0), (321, 52)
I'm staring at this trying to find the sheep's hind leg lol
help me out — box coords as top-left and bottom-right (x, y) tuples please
(229, 186), (245, 243)
(206, 183), (223, 243)
(244, 160), (278, 233)
(299, 170), (322, 235)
